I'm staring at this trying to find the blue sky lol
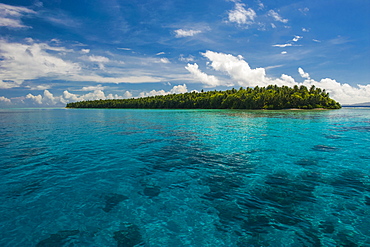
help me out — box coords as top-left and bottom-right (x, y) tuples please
(0, 0), (369, 106)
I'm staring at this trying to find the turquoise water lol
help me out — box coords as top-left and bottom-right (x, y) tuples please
(1, 108), (370, 246)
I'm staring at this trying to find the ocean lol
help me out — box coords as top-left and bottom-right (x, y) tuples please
(1, 108), (369, 246)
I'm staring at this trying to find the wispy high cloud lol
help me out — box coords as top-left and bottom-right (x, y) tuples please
(81, 55), (110, 70)
(80, 49), (90, 54)
(227, 2), (256, 26)
(80, 84), (106, 91)
(25, 84), (51, 90)
(0, 39), (171, 88)
(292, 35), (302, 42)
(272, 44), (293, 48)
(299, 7), (310, 15)
(85, 55), (110, 63)
(70, 74), (162, 84)
(179, 54), (195, 62)
(268, 10), (288, 23)
(272, 35), (303, 48)
(257, 0), (264, 10)
(174, 29), (202, 38)
(41, 10), (82, 29)
(155, 58), (171, 64)
(0, 3), (35, 28)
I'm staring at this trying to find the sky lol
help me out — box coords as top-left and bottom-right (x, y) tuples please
(0, 0), (369, 107)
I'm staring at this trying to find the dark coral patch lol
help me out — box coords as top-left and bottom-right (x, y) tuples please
(365, 196), (370, 206)
(103, 193), (129, 212)
(143, 186), (161, 197)
(36, 230), (79, 247)
(114, 223), (143, 247)
(296, 159), (318, 167)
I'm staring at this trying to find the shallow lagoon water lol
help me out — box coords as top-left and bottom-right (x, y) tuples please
(1, 108), (370, 246)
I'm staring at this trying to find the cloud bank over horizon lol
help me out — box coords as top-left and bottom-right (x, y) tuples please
(0, 84), (190, 107)
(186, 51), (370, 105)
(2, 49), (369, 107)
(1, 49), (370, 107)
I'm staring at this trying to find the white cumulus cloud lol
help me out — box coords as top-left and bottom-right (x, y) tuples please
(23, 89), (132, 106)
(300, 78), (370, 105)
(25, 93), (43, 105)
(0, 96), (11, 103)
(201, 50), (267, 87)
(170, 84), (188, 94)
(25, 90), (63, 105)
(298, 67), (310, 79)
(185, 63), (221, 87)
(123, 91), (133, 99)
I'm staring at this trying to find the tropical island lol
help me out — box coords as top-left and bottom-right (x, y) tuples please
(66, 85), (341, 110)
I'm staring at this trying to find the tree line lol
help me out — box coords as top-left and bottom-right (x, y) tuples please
(66, 85), (341, 110)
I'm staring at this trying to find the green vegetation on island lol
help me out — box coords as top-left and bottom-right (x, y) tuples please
(66, 85), (341, 110)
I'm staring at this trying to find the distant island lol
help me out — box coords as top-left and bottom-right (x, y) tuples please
(342, 102), (370, 107)
(66, 85), (341, 110)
